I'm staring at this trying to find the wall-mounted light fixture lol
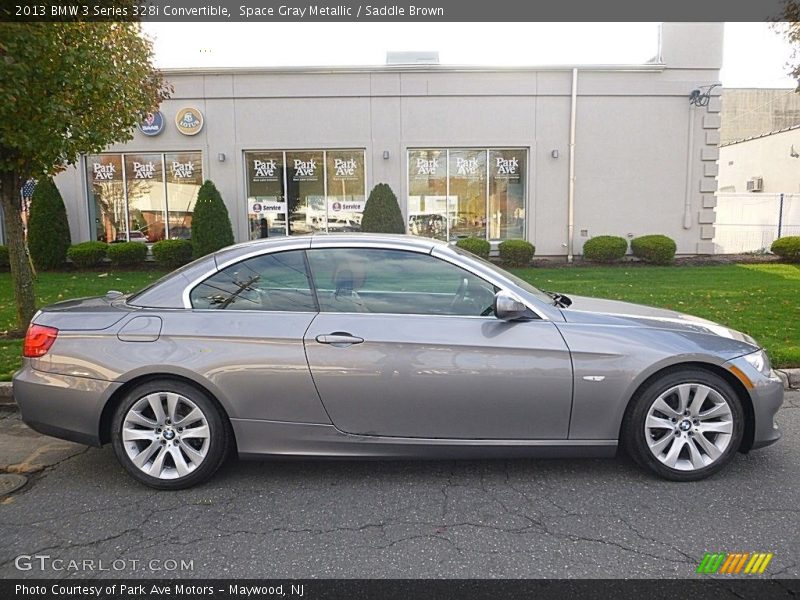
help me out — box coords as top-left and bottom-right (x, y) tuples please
(383, 150), (390, 160)
(551, 149), (559, 159)
(217, 153), (226, 162)
(791, 145), (799, 158)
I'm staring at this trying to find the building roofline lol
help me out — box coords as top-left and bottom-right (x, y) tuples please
(720, 124), (800, 147)
(159, 62), (668, 77)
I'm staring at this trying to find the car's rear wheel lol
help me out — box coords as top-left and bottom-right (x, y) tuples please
(111, 380), (230, 490)
(623, 368), (744, 481)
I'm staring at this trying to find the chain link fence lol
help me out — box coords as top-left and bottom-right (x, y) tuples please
(714, 192), (800, 254)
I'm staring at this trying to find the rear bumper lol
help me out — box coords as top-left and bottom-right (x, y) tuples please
(12, 364), (120, 447)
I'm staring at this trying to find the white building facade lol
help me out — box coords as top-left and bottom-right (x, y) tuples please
(23, 23), (723, 257)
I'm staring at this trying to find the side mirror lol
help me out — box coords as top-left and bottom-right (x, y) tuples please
(493, 290), (529, 321)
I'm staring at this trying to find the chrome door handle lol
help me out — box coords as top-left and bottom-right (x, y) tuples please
(315, 333), (364, 346)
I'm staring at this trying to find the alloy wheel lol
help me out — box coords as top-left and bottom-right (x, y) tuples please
(121, 392), (211, 480)
(644, 383), (734, 471)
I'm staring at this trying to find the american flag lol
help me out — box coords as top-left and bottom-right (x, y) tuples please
(21, 178), (36, 200)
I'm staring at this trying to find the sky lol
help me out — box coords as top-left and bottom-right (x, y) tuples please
(141, 22), (797, 88)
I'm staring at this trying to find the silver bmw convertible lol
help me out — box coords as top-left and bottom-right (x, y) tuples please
(13, 234), (783, 489)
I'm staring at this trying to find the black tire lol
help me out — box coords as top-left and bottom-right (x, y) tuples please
(111, 379), (231, 490)
(622, 368), (744, 482)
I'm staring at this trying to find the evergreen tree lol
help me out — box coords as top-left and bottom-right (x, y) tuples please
(191, 180), (234, 258)
(360, 183), (405, 234)
(28, 178), (71, 270)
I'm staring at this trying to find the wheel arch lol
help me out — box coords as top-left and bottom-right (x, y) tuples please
(98, 372), (239, 452)
(619, 361), (755, 453)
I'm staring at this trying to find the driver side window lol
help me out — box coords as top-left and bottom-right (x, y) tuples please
(306, 248), (498, 316)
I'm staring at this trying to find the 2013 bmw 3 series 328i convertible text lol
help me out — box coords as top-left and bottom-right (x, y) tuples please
(13, 234), (784, 489)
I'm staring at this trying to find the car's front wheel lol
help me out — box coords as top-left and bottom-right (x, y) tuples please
(623, 368), (744, 481)
(111, 380), (230, 489)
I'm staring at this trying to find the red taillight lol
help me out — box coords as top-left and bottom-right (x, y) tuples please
(23, 324), (59, 358)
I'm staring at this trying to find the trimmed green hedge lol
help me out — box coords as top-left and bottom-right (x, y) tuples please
(583, 235), (628, 263)
(361, 183), (405, 234)
(67, 241), (108, 268)
(0, 245), (8, 270)
(153, 239), (193, 268)
(28, 178), (71, 270)
(631, 234), (676, 265)
(456, 237), (490, 259)
(498, 240), (535, 266)
(771, 236), (800, 262)
(107, 242), (147, 266)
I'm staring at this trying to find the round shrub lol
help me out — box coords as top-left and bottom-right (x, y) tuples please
(631, 234), (676, 265)
(583, 235), (628, 263)
(0, 245), (8, 270)
(153, 239), (193, 268)
(456, 237), (490, 259)
(771, 236), (800, 262)
(498, 240), (535, 266)
(67, 241), (108, 268)
(28, 178), (71, 270)
(107, 241), (147, 266)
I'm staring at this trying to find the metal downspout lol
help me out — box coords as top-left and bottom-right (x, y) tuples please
(567, 68), (578, 262)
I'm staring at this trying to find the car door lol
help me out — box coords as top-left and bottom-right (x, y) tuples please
(303, 247), (573, 440)
(184, 248), (328, 424)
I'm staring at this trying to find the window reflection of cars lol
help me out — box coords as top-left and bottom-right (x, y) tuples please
(113, 231), (149, 243)
(408, 213), (445, 237)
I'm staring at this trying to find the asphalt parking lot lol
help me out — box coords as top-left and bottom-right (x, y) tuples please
(0, 391), (797, 580)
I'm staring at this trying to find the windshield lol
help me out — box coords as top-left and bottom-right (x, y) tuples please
(448, 245), (555, 304)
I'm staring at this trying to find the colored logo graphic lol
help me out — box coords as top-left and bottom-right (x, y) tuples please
(696, 552), (774, 574)
(175, 108), (204, 136)
(138, 111), (165, 136)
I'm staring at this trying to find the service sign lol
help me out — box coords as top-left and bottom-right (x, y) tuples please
(249, 198), (286, 214)
(138, 111), (165, 137)
(175, 108), (204, 136)
(329, 200), (365, 213)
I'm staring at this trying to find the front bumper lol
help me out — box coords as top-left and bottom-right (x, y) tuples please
(12, 363), (121, 447)
(724, 356), (784, 451)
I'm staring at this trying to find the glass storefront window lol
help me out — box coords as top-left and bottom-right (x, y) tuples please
(246, 152), (286, 239)
(125, 154), (165, 243)
(166, 153), (203, 241)
(448, 149), (487, 240)
(408, 148), (527, 242)
(244, 149), (366, 239)
(407, 149), (447, 241)
(489, 150), (526, 240)
(86, 152), (202, 243)
(287, 151), (325, 236)
(326, 150), (365, 233)
(86, 154), (125, 243)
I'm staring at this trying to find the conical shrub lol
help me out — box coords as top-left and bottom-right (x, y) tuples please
(191, 180), (234, 258)
(28, 178), (71, 270)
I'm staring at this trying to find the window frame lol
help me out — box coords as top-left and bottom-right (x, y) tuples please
(188, 248), (319, 313)
(406, 147), (529, 243)
(306, 247), (500, 318)
(182, 241), (549, 320)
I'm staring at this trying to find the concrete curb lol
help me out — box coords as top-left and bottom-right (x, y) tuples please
(1, 369), (799, 411)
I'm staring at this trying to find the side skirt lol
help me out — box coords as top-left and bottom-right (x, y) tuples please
(231, 418), (618, 460)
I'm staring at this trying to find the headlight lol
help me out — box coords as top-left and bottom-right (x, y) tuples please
(743, 350), (771, 377)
